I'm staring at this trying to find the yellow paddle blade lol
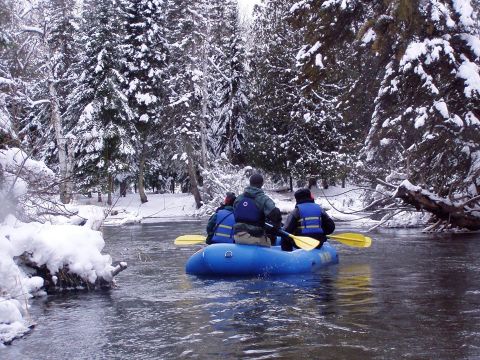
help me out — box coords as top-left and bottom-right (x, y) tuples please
(328, 233), (372, 248)
(174, 234), (206, 246)
(289, 234), (319, 251)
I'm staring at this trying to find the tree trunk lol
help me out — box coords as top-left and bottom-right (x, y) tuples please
(289, 176), (293, 192)
(120, 181), (127, 197)
(200, 49), (209, 168)
(395, 181), (480, 231)
(107, 174), (112, 206)
(185, 140), (202, 209)
(138, 144), (148, 203)
(322, 178), (329, 189)
(49, 80), (72, 203)
(97, 191), (102, 203)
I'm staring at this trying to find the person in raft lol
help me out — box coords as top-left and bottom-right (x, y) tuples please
(281, 188), (335, 251)
(233, 173), (282, 246)
(206, 192), (237, 244)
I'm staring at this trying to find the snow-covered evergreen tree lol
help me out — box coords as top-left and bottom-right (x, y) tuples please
(166, 0), (213, 207)
(288, 0), (381, 186)
(211, 1), (248, 163)
(359, 1), (480, 198)
(119, 0), (170, 203)
(67, 0), (135, 204)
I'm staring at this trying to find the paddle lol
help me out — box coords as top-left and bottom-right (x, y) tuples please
(265, 224), (319, 251)
(328, 233), (372, 248)
(174, 232), (371, 249)
(174, 234), (207, 246)
(174, 232), (317, 250)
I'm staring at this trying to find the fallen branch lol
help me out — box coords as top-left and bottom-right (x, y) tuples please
(394, 180), (480, 231)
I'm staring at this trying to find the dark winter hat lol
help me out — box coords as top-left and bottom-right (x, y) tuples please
(294, 188), (313, 202)
(224, 192), (236, 205)
(249, 173), (264, 188)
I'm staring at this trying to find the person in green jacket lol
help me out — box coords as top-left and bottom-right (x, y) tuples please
(233, 173), (282, 246)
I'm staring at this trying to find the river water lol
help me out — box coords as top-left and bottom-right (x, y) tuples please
(3, 221), (480, 359)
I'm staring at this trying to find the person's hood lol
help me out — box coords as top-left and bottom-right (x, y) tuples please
(243, 186), (264, 197)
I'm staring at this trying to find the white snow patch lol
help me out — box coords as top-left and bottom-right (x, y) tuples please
(434, 100), (449, 119)
(362, 28), (376, 44)
(461, 34), (480, 59)
(453, 0), (475, 27)
(457, 57), (480, 97)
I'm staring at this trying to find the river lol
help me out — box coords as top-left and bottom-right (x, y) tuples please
(3, 221), (480, 359)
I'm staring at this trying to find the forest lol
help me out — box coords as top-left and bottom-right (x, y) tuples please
(1, 0), (479, 230)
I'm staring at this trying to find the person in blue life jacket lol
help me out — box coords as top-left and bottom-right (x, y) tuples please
(206, 192), (237, 244)
(233, 173), (282, 246)
(281, 188), (335, 251)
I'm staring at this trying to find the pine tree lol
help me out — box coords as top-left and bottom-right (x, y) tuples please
(165, 0), (212, 207)
(120, 0), (170, 203)
(68, 0), (135, 205)
(288, 0), (383, 186)
(247, 0), (299, 179)
(359, 1), (480, 197)
(211, 1), (248, 163)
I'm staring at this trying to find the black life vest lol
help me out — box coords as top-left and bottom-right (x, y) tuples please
(234, 194), (264, 227)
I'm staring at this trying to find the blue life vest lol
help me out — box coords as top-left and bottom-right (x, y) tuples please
(211, 209), (235, 243)
(297, 203), (324, 235)
(234, 194), (264, 226)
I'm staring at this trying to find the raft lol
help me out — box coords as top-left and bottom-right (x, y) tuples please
(185, 242), (339, 276)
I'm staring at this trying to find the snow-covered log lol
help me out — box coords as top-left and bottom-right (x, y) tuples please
(394, 180), (480, 231)
(18, 257), (127, 292)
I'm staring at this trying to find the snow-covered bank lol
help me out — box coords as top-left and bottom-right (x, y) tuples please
(0, 210), (119, 346)
(94, 193), (200, 225)
(98, 184), (384, 228)
(0, 147), (125, 346)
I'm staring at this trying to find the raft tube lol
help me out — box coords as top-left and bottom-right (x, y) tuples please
(185, 242), (339, 276)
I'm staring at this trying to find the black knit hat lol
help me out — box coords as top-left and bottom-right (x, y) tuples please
(224, 192), (236, 205)
(249, 173), (264, 188)
(294, 188), (312, 201)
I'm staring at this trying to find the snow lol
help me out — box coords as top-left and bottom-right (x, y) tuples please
(362, 28), (376, 44)
(457, 57), (480, 97)
(102, 193), (198, 225)
(461, 34), (480, 59)
(315, 53), (325, 69)
(453, 0), (475, 27)
(290, 1), (310, 13)
(139, 114), (149, 122)
(296, 42), (321, 65)
(0, 149), (117, 345)
(0, 148), (54, 198)
(0, 212), (115, 344)
(434, 100), (449, 119)
(428, 0), (455, 27)
(135, 92), (157, 105)
(414, 107), (428, 128)
(322, 0), (351, 10)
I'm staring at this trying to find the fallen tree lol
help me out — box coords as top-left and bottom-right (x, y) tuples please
(393, 180), (480, 231)
(19, 256), (127, 292)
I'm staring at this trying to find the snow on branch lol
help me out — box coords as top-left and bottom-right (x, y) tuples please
(21, 26), (44, 36)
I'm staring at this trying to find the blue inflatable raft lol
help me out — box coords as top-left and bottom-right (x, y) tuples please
(185, 242), (339, 276)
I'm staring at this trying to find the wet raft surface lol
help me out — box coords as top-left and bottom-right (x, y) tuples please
(4, 222), (480, 359)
